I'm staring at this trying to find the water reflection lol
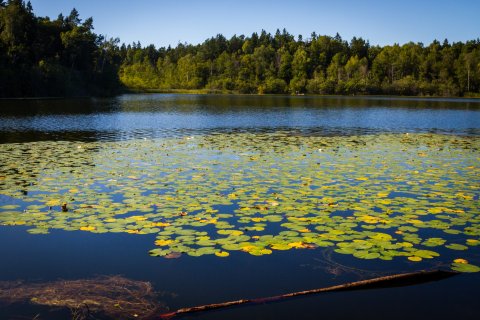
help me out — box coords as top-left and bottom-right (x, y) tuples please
(0, 94), (479, 143)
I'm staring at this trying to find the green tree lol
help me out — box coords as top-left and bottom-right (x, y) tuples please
(0, 0), (35, 64)
(2, 1), (479, 98)
(60, 13), (97, 70)
(372, 45), (401, 85)
(252, 44), (275, 82)
(456, 48), (480, 93)
(277, 46), (292, 81)
(290, 46), (309, 93)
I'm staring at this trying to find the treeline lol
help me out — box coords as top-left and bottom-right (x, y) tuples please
(1, 1), (480, 97)
(120, 32), (480, 96)
(0, 0), (121, 97)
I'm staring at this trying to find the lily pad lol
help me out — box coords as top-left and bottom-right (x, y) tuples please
(0, 132), (478, 266)
(451, 262), (480, 273)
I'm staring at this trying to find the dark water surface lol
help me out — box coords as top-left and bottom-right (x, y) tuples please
(1, 94), (479, 320)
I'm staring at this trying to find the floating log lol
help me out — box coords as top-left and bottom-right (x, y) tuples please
(158, 269), (458, 319)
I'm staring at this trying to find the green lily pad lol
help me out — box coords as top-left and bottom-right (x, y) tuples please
(0, 132), (478, 265)
(446, 243), (469, 251)
(451, 262), (480, 273)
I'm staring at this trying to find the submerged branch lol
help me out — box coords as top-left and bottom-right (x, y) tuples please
(0, 275), (166, 320)
(158, 269), (459, 319)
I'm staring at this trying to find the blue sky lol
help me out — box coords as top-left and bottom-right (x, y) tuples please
(29, 0), (479, 48)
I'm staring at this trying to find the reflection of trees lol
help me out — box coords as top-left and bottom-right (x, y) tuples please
(0, 98), (120, 143)
(117, 94), (480, 113)
(1, 95), (478, 145)
(0, 98), (115, 117)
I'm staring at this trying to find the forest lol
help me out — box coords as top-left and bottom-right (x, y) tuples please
(0, 0), (121, 97)
(1, 0), (480, 97)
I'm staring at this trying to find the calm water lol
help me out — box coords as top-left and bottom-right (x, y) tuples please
(0, 94), (479, 320)
(1, 94), (479, 143)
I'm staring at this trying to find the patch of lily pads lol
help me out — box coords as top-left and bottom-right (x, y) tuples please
(0, 132), (479, 272)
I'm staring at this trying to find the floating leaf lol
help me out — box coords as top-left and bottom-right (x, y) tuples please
(466, 239), (479, 246)
(215, 251), (229, 257)
(446, 243), (469, 251)
(164, 252), (182, 259)
(79, 226), (96, 231)
(0, 132), (478, 266)
(148, 249), (169, 257)
(408, 256), (422, 262)
(0, 205), (20, 210)
(26, 228), (50, 234)
(422, 237), (446, 247)
(453, 258), (468, 264)
(155, 239), (173, 246)
(353, 251), (380, 259)
(45, 200), (61, 207)
(451, 262), (480, 273)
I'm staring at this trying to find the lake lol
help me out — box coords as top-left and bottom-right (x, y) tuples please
(0, 94), (479, 320)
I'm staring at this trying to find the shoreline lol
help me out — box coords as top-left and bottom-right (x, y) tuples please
(1, 90), (480, 101)
(129, 89), (480, 100)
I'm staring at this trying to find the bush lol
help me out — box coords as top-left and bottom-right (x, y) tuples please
(235, 80), (256, 93)
(289, 77), (307, 94)
(263, 78), (287, 94)
(306, 78), (323, 94)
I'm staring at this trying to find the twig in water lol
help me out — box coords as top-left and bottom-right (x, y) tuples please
(158, 269), (458, 319)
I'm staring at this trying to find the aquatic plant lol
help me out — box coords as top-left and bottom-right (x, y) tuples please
(0, 132), (478, 271)
(0, 276), (164, 319)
